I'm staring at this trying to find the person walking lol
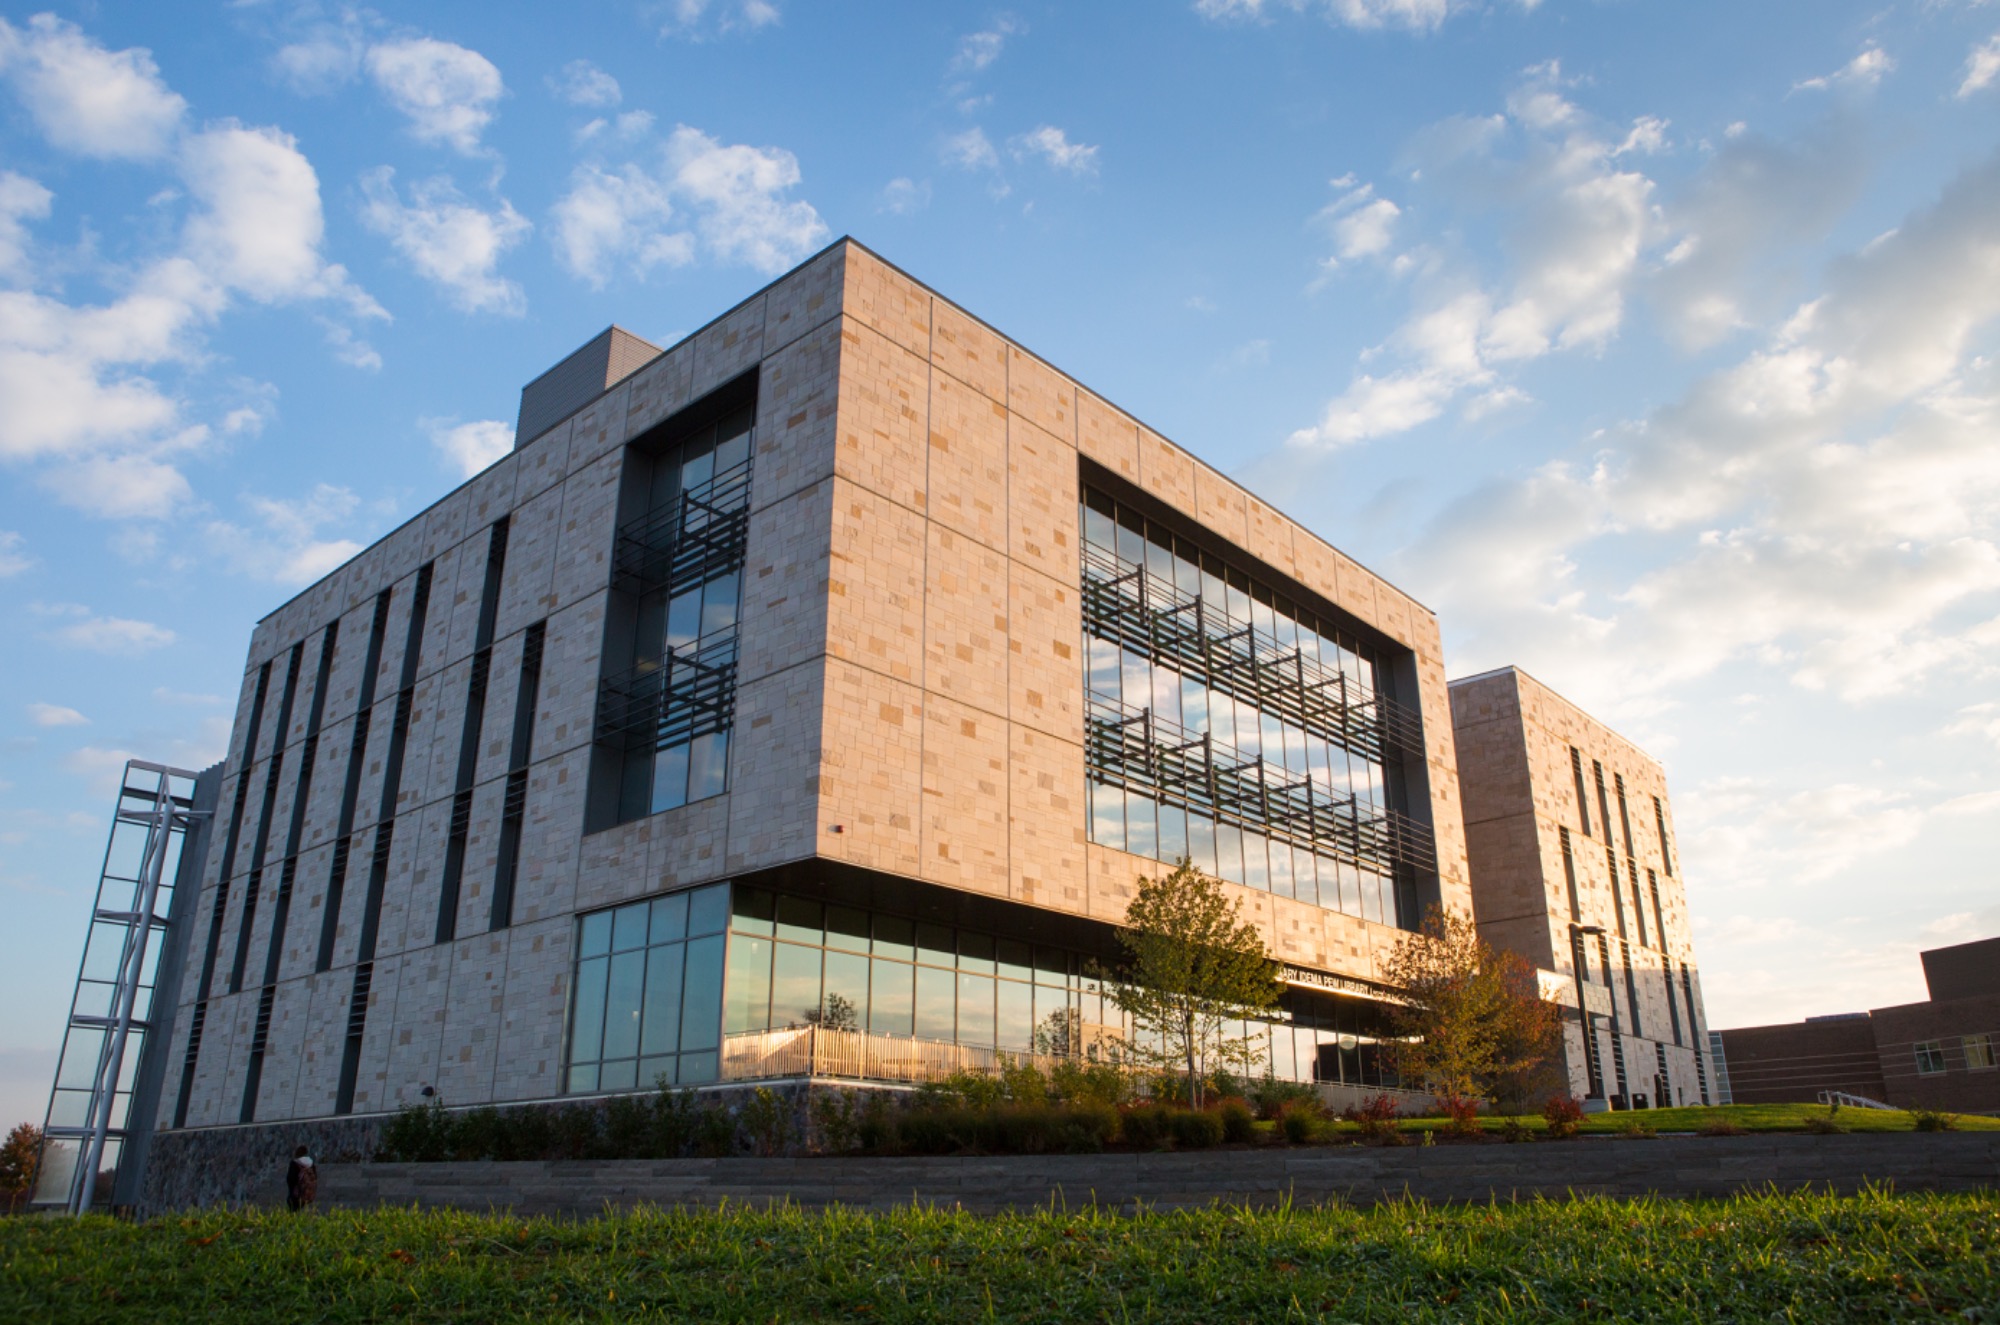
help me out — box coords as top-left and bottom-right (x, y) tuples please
(285, 1145), (318, 1212)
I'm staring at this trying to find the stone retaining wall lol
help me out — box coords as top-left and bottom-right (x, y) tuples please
(320, 1134), (2000, 1217)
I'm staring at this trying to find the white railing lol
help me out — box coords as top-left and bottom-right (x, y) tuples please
(721, 1026), (1110, 1085)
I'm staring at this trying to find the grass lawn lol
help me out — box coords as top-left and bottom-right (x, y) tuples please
(4, 1188), (1997, 1322)
(1359, 1102), (2000, 1138)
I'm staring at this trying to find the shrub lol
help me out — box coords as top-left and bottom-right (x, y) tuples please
(1803, 1113), (1849, 1136)
(1909, 1108), (1957, 1133)
(693, 1102), (737, 1157)
(554, 1103), (603, 1159)
(809, 1091), (863, 1155)
(1541, 1095), (1584, 1140)
(1053, 1103), (1119, 1153)
(1049, 1058), (1132, 1108)
(1619, 1121), (1658, 1140)
(1699, 1117), (1747, 1137)
(1497, 1117), (1533, 1144)
(380, 1100), (453, 1162)
(1120, 1103), (1174, 1150)
(496, 1106), (555, 1161)
(1249, 1077), (1321, 1122)
(740, 1087), (793, 1157)
(1279, 1104), (1320, 1145)
(1170, 1108), (1226, 1150)
(856, 1094), (898, 1154)
(993, 1106), (1059, 1155)
(999, 1058), (1051, 1107)
(1215, 1098), (1257, 1145)
(604, 1094), (653, 1157)
(1343, 1094), (1403, 1142)
(451, 1106), (504, 1161)
(1437, 1095), (1484, 1137)
(650, 1087), (703, 1159)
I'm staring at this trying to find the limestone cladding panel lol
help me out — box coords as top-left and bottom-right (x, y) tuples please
(834, 319), (929, 512)
(496, 485), (564, 641)
(1008, 346), (1075, 443)
(447, 777), (508, 936)
(253, 975), (313, 1120)
(510, 745), (588, 926)
(513, 418), (574, 507)
(725, 658), (827, 874)
(418, 477), (475, 568)
(536, 595), (607, 764)
(471, 631), (525, 787)
(1245, 496), (1300, 584)
(1077, 391), (1139, 484)
(1007, 722), (1086, 915)
(919, 694), (1009, 898)
(435, 930), (513, 1105)
(1007, 415), (1078, 585)
(187, 988), (245, 1125)
(650, 790), (731, 892)
(689, 293), (766, 401)
(1137, 427), (1197, 522)
(816, 657), (924, 876)
(1268, 892), (1332, 970)
(281, 843), (337, 983)
(623, 341), (694, 440)
(218, 989), (258, 1123)
(764, 242), (845, 356)
(372, 795), (445, 962)
(423, 654), (477, 804)
(826, 478), (924, 683)
(568, 799), (651, 920)
(840, 244), (932, 358)
(922, 525), (1009, 717)
(493, 918), (572, 1102)
(932, 300), (1008, 403)
(393, 671), (447, 821)
(750, 318), (841, 514)
(563, 380), (635, 477)
(289, 972), (349, 1119)
(1192, 464), (1250, 548)
(1330, 550), (1380, 626)
(548, 448), (622, 616)
(316, 598), (375, 732)
(738, 477), (835, 685)
(927, 370), (1009, 550)
(1084, 842), (1143, 927)
(382, 944), (450, 1110)
(1007, 562), (1082, 744)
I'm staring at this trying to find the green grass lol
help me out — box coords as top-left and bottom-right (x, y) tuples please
(4, 1188), (1997, 1322)
(1346, 1102), (2000, 1137)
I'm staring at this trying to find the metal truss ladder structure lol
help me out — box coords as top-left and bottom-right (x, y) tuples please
(33, 760), (209, 1214)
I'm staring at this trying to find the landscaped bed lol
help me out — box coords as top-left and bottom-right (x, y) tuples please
(4, 1188), (1996, 1321)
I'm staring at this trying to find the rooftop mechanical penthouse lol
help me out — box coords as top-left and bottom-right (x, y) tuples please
(150, 240), (1534, 1145)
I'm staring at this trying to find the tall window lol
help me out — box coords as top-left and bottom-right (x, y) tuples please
(1571, 748), (1591, 837)
(1078, 486), (1430, 929)
(565, 883), (729, 1092)
(596, 405), (752, 825)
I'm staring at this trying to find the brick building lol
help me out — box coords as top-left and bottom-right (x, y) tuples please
(1717, 936), (2000, 1114)
(1448, 667), (1713, 1109)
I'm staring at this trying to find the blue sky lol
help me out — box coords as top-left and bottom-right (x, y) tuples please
(3, 0), (1999, 1127)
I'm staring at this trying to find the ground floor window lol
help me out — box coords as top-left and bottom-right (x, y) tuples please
(563, 881), (1404, 1093)
(1914, 1040), (1947, 1075)
(1963, 1032), (1995, 1071)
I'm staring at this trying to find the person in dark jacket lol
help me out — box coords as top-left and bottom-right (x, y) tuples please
(285, 1145), (318, 1212)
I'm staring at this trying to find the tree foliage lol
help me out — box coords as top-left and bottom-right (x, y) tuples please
(1107, 861), (1283, 1108)
(1, 1122), (42, 1212)
(1381, 907), (1563, 1116)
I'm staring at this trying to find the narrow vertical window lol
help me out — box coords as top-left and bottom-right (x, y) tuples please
(1593, 760), (1614, 854)
(1614, 772), (1633, 854)
(229, 643), (303, 993)
(490, 620), (546, 931)
(1647, 869), (1667, 951)
(437, 520), (508, 944)
(1627, 857), (1648, 948)
(1559, 826), (1581, 920)
(1570, 748), (1591, 837)
(317, 590), (392, 972)
(1654, 795), (1674, 876)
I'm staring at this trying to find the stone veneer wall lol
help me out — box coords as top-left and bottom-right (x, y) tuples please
(319, 1134), (2000, 1217)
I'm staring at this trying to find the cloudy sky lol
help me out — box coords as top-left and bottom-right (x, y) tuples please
(3, 1), (1998, 1127)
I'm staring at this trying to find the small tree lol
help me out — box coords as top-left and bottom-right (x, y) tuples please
(1382, 907), (1562, 1120)
(0, 1123), (42, 1213)
(1107, 860), (1283, 1108)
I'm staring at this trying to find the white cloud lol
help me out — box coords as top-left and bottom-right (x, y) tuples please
(0, 14), (187, 160)
(272, 32), (364, 96)
(1290, 66), (1662, 448)
(0, 170), (53, 283)
(657, 0), (782, 39)
(1793, 45), (1893, 94)
(204, 484), (367, 585)
(953, 16), (1023, 73)
(550, 124), (827, 281)
(27, 702), (86, 727)
(365, 37), (504, 155)
(879, 177), (931, 215)
(1959, 34), (2000, 99)
(428, 418), (513, 478)
(944, 127), (999, 171)
(0, 530), (30, 577)
(1193, 0), (1459, 32)
(34, 604), (175, 653)
(549, 58), (620, 107)
(359, 168), (531, 313)
(1011, 126), (1100, 176)
(181, 123), (378, 310)
(1945, 702), (2000, 751)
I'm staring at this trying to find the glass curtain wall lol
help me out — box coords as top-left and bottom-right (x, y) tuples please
(564, 883), (729, 1091)
(600, 408), (753, 822)
(1079, 488), (1424, 928)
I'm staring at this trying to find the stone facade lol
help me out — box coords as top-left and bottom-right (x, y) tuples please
(1449, 666), (1712, 1108)
(152, 239), (1474, 1145)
